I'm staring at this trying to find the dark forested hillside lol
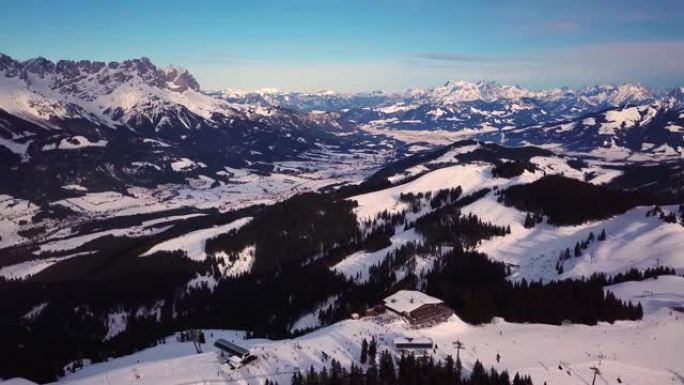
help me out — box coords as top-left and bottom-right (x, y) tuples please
(0, 176), (649, 382)
(502, 175), (654, 225)
(206, 192), (361, 272)
(426, 249), (642, 325)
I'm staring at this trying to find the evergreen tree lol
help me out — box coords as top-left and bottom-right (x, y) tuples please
(368, 336), (378, 363)
(291, 370), (304, 385)
(360, 338), (368, 364)
(524, 213), (535, 228)
(598, 229), (606, 241)
(470, 360), (487, 385)
(349, 364), (364, 385)
(305, 365), (319, 385)
(574, 242), (582, 257)
(445, 355), (455, 378)
(455, 355), (463, 381)
(365, 360), (378, 385)
(378, 350), (396, 384)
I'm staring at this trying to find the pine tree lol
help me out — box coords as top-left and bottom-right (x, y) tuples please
(291, 371), (304, 385)
(368, 336), (377, 363)
(349, 364), (364, 385)
(329, 359), (342, 385)
(378, 350), (395, 384)
(365, 360), (378, 385)
(470, 360), (486, 384)
(360, 338), (368, 364)
(455, 355), (463, 381)
(524, 212), (535, 228)
(305, 365), (319, 385)
(598, 229), (606, 241)
(574, 242), (582, 257)
(445, 355), (455, 378)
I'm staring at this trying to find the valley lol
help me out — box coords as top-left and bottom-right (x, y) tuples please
(1, 53), (683, 385)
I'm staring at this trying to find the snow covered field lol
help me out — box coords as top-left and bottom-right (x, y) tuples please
(351, 163), (538, 222)
(54, 305), (684, 385)
(469, 201), (684, 282)
(3, 140), (683, 385)
(142, 217), (252, 261)
(0, 147), (386, 276)
(44, 153), (679, 385)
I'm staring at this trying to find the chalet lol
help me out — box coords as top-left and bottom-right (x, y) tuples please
(214, 339), (254, 368)
(394, 337), (434, 352)
(384, 290), (453, 327)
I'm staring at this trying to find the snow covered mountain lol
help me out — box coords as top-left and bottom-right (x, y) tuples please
(218, 80), (684, 156)
(2, 54), (684, 385)
(219, 80), (663, 113)
(4, 138), (683, 385)
(494, 102), (684, 157)
(0, 53), (391, 202)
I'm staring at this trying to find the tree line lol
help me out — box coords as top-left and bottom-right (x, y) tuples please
(289, 352), (533, 385)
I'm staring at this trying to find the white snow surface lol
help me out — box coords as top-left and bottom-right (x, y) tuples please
(332, 229), (422, 283)
(384, 290), (443, 313)
(0, 252), (93, 280)
(290, 295), (339, 333)
(471, 203), (684, 282)
(608, 275), (684, 314)
(351, 163), (538, 222)
(214, 245), (256, 277)
(56, 309), (684, 385)
(42, 136), (108, 151)
(141, 217), (252, 261)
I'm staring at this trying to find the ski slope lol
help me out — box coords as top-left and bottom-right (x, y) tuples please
(54, 307), (684, 385)
(351, 163), (538, 222)
(141, 217), (252, 261)
(468, 201), (684, 282)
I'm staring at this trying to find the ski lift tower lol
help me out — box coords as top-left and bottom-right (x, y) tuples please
(590, 366), (601, 385)
(452, 340), (464, 362)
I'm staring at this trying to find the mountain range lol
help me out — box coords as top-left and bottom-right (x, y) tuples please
(1, 52), (683, 202)
(2, 53), (684, 385)
(0, 53), (384, 202)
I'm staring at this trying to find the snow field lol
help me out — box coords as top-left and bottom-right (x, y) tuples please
(57, 309), (684, 385)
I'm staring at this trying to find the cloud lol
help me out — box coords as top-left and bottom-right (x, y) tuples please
(545, 21), (579, 33)
(404, 52), (531, 67)
(407, 52), (491, 63)
(192, 40), (684, 92)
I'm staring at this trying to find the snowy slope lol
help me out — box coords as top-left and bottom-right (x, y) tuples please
(342, 152), (684, 284)
(608, 275), (684, 314)
(141, 217), (252, 261)
(351, 163), (538, 221)
(55, 308), (684, 385)
(471, 204), (684, 282)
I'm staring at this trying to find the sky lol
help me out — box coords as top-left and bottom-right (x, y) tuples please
(0, 0), (683, 92)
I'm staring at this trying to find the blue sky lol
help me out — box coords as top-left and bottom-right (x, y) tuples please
(1, 0), (683, 91)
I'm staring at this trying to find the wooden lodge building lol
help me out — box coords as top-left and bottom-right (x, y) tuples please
(383, 290), (453, 327)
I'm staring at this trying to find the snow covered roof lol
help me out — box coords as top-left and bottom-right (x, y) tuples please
(214, 338), (250, 358)
(0, 378), (39, 385)
(383, 290), (443, 314)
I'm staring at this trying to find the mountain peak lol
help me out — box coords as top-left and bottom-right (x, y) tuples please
(0, 53), (203, 94)
(433, 80), (532, 103)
